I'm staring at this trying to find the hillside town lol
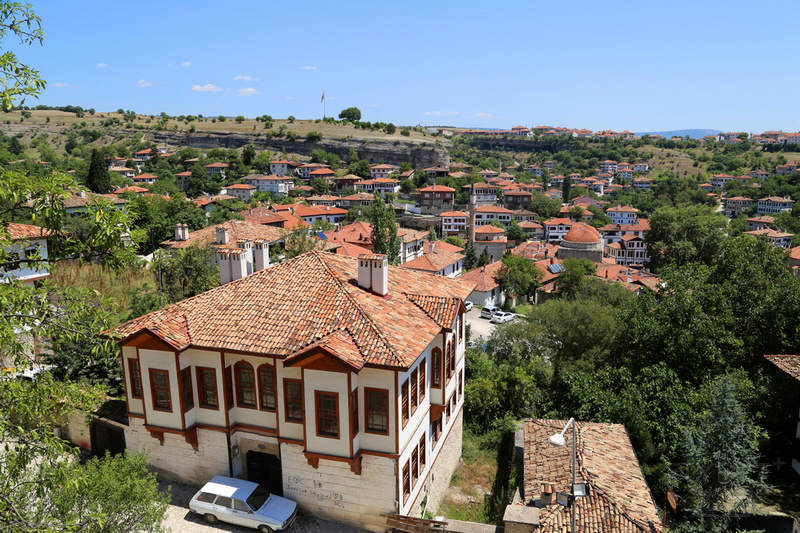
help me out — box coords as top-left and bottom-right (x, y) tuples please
(4, 109), (800, 533)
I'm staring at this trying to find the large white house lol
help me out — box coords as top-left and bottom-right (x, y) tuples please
(1, 223), (50, 285)
(105, 252), (473, 531)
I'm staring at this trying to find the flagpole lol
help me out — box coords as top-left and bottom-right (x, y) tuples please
(322, 90), (326, 118)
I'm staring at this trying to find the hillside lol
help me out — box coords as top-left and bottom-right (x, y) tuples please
(0, 109), (452, 167)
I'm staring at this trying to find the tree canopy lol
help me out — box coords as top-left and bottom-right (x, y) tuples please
(338, 107), (362, 121)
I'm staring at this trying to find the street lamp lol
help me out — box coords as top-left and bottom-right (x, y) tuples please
(548, 417), (587, 533)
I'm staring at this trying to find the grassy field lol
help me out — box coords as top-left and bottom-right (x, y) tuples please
(49, 260), (155, 322)
(1, 108), (434, 148)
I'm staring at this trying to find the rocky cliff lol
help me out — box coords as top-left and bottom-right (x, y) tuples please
(148, 130), (451, 168)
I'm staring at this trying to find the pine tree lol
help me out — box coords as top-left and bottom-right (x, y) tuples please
(477, 248), (490, 267)
(562, 175), (571, 202)
(464, 239), (477, 270)
(370, 194), (400, 264)
(86, 149), (110, 193)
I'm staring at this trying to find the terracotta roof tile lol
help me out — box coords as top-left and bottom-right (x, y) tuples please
(458, 261), (504, 291)
(765, 354), (800, 381)
(523, 419), (662, 533)
(106, 252), (474, 369)
(161, 219), (285, 249)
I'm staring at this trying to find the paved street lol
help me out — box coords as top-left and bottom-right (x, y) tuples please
(161, 479), (367, 533)
(464, 306), (496, 345)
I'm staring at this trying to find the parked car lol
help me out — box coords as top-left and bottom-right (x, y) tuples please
(189, 476), (298, 532)
(464, 300), (474, 311)
(490, 311), (515, 324)
(480, 305), (500, 319)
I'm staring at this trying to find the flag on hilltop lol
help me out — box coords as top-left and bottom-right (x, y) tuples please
(321, 91), (325, 103)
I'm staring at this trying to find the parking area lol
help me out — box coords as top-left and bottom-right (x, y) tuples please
(464, 306), (497, 344)
(161, 479), (367, 533)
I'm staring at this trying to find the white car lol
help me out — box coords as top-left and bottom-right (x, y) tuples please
(464, 300), (474, 311)
(490, 311), (515, 324)
(189, 476), (298, 532)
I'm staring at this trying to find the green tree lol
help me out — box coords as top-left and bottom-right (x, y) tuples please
(369, 194), (400, 264)
(306, 130), (323, 141)
(155, 246), (220, 304)
(463, 239), (477, 270)
(312, 176), (330, 195)
(645, 205), (727, 271)
(677, 376), (767, 530)
(554, 257), (595, 298)
(86, 148), (110, 193)
(445, 235), (465, 248)
(384, 123), (396, 134)
(494, 251), (542, 302)
(235, 115), (245, 123)
(477, 248), (490, 267)
(242, 144), (256, 166)
(338, 107), (362, 121)
(506, 219), (524, 241)
(348, 159), (371, 178)
(0, 3), (45, 110)
(562, 175), (571, 201)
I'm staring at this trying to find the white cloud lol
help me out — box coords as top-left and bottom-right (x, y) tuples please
(192, 83), (222, 92)
(423, 111), (443, 116)
(234, 75), (251, 81)
(52, 82), (79, 88)
(238, 87), (260, 96)
(96, 63), (107, 68)
(301, 66), (317, 70)
(473, 112), (497, 119)
(136, 79), (153, 88)
(182, 61), (192, 67)
(368, 103), (380, 108)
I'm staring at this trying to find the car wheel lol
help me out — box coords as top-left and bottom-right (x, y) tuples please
(204, 514), (219, 524)
(258, 525), (274, 533)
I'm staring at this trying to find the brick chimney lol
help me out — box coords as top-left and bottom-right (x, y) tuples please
(215, 227), (229, 245)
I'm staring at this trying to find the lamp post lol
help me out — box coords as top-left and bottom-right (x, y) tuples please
(549, 417), (578, 533)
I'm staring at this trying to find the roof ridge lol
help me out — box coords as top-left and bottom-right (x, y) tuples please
(315, 252), (404, 367)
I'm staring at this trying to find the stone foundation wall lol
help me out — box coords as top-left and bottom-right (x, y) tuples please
(125, 419), (229, 486)
(281, 442), (397, 532)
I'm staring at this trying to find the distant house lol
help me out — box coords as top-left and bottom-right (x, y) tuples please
(132, 173), (158, 185)
(401, 241), (464, 278)
(369, 164), (397, 180)
(419, 184), (455, 211)
(204, 162), (229, 179)
(224, 183), (256, 202)
(175, 171), (191, 190)
(462, 183), (498, 205)
(63, 191), (128, 215)
(458, 260), (505, 308)
(440, 211), (468, 237)
(632, 177), (653, 191)
(338, 192), (376, 209)
(725, 197), (754, 218)
(108, 166), (136, 179)
(473, 225), (507, 264)
(474, 205), (513, 227)
(298, 163), (331, 180)
(269, 159), (297, 177)
(161, 220), (285, 284)
(1, 223), (51, 285)
(606, 205), (639, 225)
(743, 228), (793, 249)
(757, 197), (794, 215)
(245, 174), (295, 196)
(542, 218), (574, 243)
(711, 173), (735, 189)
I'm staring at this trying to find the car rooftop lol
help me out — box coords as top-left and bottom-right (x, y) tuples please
(200, 476), (261, 500)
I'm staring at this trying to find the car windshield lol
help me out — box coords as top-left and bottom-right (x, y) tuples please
(246, 485), (270, 511)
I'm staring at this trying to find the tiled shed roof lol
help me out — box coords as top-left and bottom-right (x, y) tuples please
(523, 419), (662, 533)
(106, 251), (474, 369)
(764, 354), (800, 381)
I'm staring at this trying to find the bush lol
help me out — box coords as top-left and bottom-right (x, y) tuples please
(306, 131), (323, 142)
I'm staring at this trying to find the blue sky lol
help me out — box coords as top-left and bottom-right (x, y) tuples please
(19, 0), (800, 133)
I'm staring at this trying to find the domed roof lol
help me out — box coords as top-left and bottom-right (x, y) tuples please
(563, 223), (600, 243)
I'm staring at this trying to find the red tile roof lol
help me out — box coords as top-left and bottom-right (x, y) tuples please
(5, 222), (51, 241)
(106, 251), (474, 369)
(764, 354), (800, 381)
(458, 261), (503, 291)
(161, 219), (285, 249)
(523, 419), (662, 533)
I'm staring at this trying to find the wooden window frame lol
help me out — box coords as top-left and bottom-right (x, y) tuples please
(284, 378), (303, 423)
(257, 364), (277, 412)
(128, 359), (143, 399)
(224, 366), (233, 411)
(181, 367), (193, 412)
(401, 380), (409, 428)
(419, 360), (426, 401)
(419, 434), (426, 469)
(196, 367), (219, 410)
(411, 447), (419, 484)
(410, 368), (418, 415)
(351, 389), (359, 437)
(402, 461), (411, 503)
(149, 368), (172, 412)
(234, 361), (257, 409)
(431, 348), (442, 389)
(315, 391), (339, 439)
(458, 369), (464, 401)
(365, 387), (389, 435)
